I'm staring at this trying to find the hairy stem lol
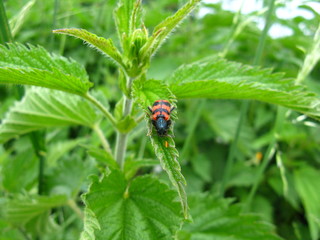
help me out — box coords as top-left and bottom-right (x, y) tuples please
(85, 93), (117, 128)
(93, 124), (112, 155)
(115, 95), (133, 168)
(115, 77), (134, 169)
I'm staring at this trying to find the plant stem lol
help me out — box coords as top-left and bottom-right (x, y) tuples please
(220, 0), (276, 196)
(243, 140), (276, 212)
(220, 101), (249, 195)
(29, 131), (46, 195)
(85, 93), (117, 128)
(296, 23), (320, 84)
(0, 0), (13, 43)
(50, 0), (59, 50)
(115, 95), (133, 169)
(115, 76), (134, 169)
(180, 99), (205, 162)
(67, 199), (84, 219)
(252, 0), (276, 66)
(93, 124), (112, 155)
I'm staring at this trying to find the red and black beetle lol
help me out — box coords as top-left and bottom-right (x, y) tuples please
(148, 100), (175, 137)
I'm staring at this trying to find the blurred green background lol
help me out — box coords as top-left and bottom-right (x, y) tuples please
(1, 0), (320, 239)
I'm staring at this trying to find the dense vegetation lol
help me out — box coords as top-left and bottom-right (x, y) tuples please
(0, 0), (319, 239)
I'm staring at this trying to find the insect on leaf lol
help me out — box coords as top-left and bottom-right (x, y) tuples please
(133, 79), (188, 218)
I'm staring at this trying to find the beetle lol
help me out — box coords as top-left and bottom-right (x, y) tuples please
(148, 100), (175, 137)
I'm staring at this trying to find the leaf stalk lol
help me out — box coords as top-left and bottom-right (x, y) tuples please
(84, 93), (117, 128)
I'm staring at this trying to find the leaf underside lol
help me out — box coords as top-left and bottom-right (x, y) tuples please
(0, 87), (98, 143)
(82, 170), (183, 240)
(0, 43), (92, 95)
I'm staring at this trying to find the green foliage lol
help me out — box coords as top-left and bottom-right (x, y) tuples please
(141, 0), (200, 58)
(0, 87), (98, 143)
(0, 0), (13, 43)
(1, 149), (37, 192)
(53, 28), (125, 68)
(82, 170), (183, 240)
(80, 208), (100, 240)
(114, 0), (142, 45)
(294, 165), (320, 240)
(167, 58), (320, 120)
(2, 195), (67, 225)
(177, 194), (283, 240)
(0, 0), (319, 239)
(0, 43), (92, 95)
(133, 79), (188, 218)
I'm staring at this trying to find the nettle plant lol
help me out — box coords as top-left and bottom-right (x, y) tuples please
(1, 0), (320, 239)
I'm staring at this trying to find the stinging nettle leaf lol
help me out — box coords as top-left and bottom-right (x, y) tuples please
(114, 0), (142, 48)
(53, 28), (125, 68)
(82, 170), (183, 240)
(167, 57), (320, 121)
(0, 87), (99, 143)
(0, 43), (92, 95)
(133, 79), (188, 218)
(177, 194), (284, 240)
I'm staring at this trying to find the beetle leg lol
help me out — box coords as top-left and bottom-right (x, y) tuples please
(148, 106), (152, 112)
(147, 120), (156, 136)
(170, 106), (176, 112)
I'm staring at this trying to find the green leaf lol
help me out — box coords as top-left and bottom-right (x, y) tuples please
(141, 0), (200, 58)
(114, 0), (142, 46)
(133, 78), (176, 108)
(45, 156), (95, 198)
(9, 0), (36, 37)
(0, 43), (92, 95)
(1, 149), (37, 192)
(3, 195), (67, 225)
(167, 58), (320, 121)
(80, 208), (100, 240)
(0, 0), (13, 43)
(116, 115), (137, 133)
(53, 28), (125, 68)
(85, 146), (118, 169)
(177, 194), (284, 240)
(0, 87), (98, 143)
(0, 219), (25, 240)
(294, 165), (320, 240)
(133, 79), (188, 218)
(124, 158), (158, 180)
(83, 170), (183, 240)
(46, 138), (85, 166)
